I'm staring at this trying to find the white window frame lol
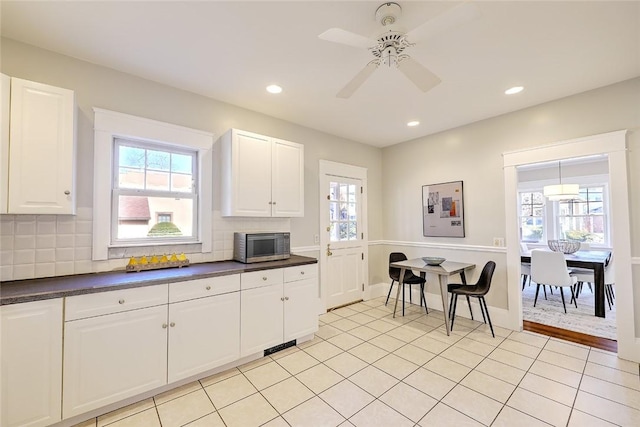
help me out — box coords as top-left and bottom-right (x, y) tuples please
(112, 137), (198, 245)
(518, 178), (611, 248)
(555, 184), (608, 245)
(517, 190), (546, 243)
(93, 108), (213, 260)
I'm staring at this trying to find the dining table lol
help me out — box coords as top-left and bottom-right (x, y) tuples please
(521, 250), (612, 318)
(389, 258), (476, 336)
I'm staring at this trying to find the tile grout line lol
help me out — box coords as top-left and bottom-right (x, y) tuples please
(92, 297), (635, 427)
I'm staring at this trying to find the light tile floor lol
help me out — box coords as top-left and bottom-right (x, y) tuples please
(75, 297), (640, 427)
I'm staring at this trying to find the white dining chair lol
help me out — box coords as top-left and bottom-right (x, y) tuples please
(572, 256), (615, 309)
(520, 242), (531, 289)
(531, 249), (578, 313)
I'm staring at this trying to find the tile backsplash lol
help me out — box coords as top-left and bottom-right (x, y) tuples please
(0, 208), (289, 282)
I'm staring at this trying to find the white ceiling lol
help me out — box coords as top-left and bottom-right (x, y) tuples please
(2, 1), (639, 147)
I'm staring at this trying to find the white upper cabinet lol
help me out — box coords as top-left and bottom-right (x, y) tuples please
(1, 76), (76, 214)
(220, 128), (304, 217)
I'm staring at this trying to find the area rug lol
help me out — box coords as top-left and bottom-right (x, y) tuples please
(521, 281), (617, 340)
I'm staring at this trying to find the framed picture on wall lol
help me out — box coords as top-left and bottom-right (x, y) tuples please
(422, 180), (465, 237)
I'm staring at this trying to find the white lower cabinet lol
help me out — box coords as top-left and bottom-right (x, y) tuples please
(1, 299), (63, 427)
(62, 304), (168, 418)
(284, 277), (318, 340)
(241, 265), (318, 357)
(4, 264), (315, 425)
(63, 276), (243, 419)
(240, 283), (285, 357)
(168, 291), (240, 383)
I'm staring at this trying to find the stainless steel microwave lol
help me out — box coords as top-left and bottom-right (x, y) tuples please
(233, 232), (290, 263)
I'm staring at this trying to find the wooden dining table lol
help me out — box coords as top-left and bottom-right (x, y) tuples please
(521, 250), (612, 318)
(389, 258), (476, 336)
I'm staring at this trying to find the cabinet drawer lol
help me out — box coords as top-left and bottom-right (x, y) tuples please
(284, 264), (317, 282)
(65, 284), (168, 321)
(169, 275), (240, 303)
(241, 268), (283, 290)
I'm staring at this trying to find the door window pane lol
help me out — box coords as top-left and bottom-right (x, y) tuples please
(329, 181), (359, 242)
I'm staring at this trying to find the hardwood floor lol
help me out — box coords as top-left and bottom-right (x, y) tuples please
(523, 320), (618, 353)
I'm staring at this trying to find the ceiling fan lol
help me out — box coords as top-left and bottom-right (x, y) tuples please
(319, 1), (479, 98)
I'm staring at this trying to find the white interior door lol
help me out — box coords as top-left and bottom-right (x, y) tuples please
(320, 161), (368, 310)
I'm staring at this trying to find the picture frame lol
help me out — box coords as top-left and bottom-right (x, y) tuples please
(422, 180), (465, 237)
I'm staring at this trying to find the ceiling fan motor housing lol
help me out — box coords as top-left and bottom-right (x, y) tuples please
(371, 31), (412, 66)
(376, 2), (402, 26)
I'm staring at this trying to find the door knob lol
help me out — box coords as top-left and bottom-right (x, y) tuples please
(326, 244), (333, 256)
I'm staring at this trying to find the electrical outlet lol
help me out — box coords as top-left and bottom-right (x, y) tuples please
(493, 237), (505, 247)
(314, 234), (319, 244)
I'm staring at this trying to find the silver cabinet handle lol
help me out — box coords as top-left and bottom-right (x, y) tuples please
(262, 277), (267, 281)
(118, 299), (125, 304)
(206, 285), (211, 290)
(162, 323), (168, 329)
(170, 322), (176, 327)
(64, 190), (71, 195)
(284, 296), (289, 301)
(280, 297), (285, 301)
(301, 271), (305, 275)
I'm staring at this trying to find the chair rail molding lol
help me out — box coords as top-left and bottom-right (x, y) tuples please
(374, 240), (507, 254)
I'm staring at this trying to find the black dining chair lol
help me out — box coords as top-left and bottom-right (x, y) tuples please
(386, 252), (428, 316)
(447, 261), (496, 337)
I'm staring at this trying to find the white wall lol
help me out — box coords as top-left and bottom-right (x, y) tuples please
(379, 77), (640, 341)
(0, 38), (383, 280)
(2, 37), (640, 348)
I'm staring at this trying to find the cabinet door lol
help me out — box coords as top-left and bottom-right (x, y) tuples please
(8, 78), (75, 214)
(168, 292), (240, 383)
(1, 73), (9, 213)
(284, 278), (319, 341)
(1, 299), (63, 427)
(272, 138), (304, 217)
(63, 305), (167, 418)
(240, 284), (283, 357)
(223, 129), (272, 216)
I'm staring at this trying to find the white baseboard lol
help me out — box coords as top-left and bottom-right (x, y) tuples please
(367, 282), (513, 330)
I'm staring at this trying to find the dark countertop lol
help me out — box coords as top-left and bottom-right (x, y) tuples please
(0, 255), (317, 305)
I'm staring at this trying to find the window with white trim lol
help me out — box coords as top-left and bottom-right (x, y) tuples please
(519, 191), (545, 243)
(557, 186), (606, 244)
(112, 138), (197, 245)
(93, 108), (213, 261)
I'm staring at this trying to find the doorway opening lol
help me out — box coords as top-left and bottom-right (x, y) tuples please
(503, 130), (638, 362)
(517, 155), (616, 344)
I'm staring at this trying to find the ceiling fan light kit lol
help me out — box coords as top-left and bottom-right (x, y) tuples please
(375, 2), (402, 26)
(319, 1), (478, 98)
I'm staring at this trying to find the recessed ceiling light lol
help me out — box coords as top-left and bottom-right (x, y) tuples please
(407, 121), (420, 127)
(505, 86), (524, 95)
(266, 84), (282, 94)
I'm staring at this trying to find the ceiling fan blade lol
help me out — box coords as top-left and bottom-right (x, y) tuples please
(406, 1), (480, 42)
(318, 28), (376, 49)
(337, 61), (379, 98)
(397, 57), (441, 92)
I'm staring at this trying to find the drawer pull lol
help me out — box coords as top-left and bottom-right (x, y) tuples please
(285, 296), (289, 301)
(118, 299), (125, 304)
(162, 323), (168, 329)
(280, 297), (285, 301)
(170, 322), (176, 327)
(262, 277), (267, 281)
(206, 286), (211, 290)
(300, 271), (305, 275)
